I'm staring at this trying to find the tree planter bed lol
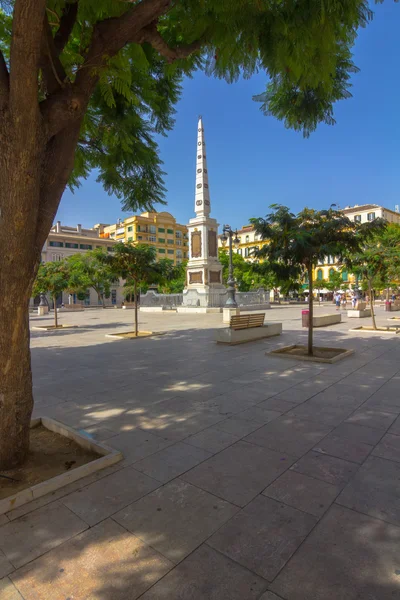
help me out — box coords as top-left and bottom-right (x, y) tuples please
(0, 418), (122, 515)
(268, 344), (354, 363)
(350, 326), (400, 335)
(105, 331), (164, 339)
(31, 324), (78, 331)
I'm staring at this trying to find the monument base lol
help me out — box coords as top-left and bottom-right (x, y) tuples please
(181, 286), (227, 309)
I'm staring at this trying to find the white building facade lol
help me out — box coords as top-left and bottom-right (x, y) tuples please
(38, 222), (124, 307)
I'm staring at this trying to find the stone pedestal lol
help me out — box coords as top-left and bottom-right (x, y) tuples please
(223, 307), (240, 323)
(37, 305), (49, 316)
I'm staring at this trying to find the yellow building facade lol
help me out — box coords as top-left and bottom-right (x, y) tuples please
(100, 211), (188, 265)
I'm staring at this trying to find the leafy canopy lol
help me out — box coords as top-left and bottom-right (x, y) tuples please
(33, 261), (71, 298)
(67, 248), (118, 299)
(251, 204), (385, 275)
(0, 0), (381, 211)
(106, 242), (160, 287)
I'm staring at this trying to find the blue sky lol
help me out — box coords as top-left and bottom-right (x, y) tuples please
(57, 1), (400, 231)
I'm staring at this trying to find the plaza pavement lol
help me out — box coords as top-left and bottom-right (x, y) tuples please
(1, 304), (400, 599)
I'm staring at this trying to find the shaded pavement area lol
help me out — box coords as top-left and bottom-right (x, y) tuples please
(1, 305), (400, 599)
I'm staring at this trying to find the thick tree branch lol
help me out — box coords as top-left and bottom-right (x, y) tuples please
(74, 0), (172, 96)
(40, 14), (68, 95)
(0, 50), (9, 109)
(9, 0), (46, 116)
(138, 22), (205, 63)
(54, 1), (79, 56)
(42, 0), (173, 138)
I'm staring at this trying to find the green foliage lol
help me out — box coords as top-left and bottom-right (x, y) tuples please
(33, 261), (70, 299)
(67, 248), (118, 306)
(106, 242), (160, 287)
(157, 259), (187, 293)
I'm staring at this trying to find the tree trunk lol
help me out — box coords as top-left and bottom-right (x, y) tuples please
(0, 282), (34, 470)
(369, 280), (377, 330)
(53, 295), (58, 327)
(308, 265), (314, 356)
(134, 280), (138, 336)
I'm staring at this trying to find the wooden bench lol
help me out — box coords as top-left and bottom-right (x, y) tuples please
(216, 313), (282, 345)
(230, 313), (265, 330)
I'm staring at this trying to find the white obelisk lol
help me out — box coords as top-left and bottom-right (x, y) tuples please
(181, 117), (225, 310)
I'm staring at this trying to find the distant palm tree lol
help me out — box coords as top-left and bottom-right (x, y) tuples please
(251, 205), (384, 356)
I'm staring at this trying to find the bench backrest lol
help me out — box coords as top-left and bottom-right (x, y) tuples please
(230, 313), (265, 330)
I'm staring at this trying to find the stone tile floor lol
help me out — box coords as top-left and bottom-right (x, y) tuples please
(2, 305), (400, 598)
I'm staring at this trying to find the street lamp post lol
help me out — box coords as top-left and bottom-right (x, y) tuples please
(220, 225), (240, 307)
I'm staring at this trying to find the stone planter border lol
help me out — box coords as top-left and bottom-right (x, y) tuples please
(268, 344), (354, 364)
(0, 417), (122, 516)
(350, 326), (400, 335)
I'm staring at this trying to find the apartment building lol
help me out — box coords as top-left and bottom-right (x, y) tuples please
(101, 211), (189, 265)
(39, 221), (122, 306)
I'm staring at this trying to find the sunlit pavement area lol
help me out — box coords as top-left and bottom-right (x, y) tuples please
(1, 304), (400, 599)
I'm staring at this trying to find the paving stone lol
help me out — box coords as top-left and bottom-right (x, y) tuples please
(373, 433), (400, 463)
(244, 416), (332, 458)
(389, 415), (400, 436)
(133, 442), (211, 483)
(313, 433), (373, 464)
(0, 578), (23, 600)
(140, 544), (268, 600)
(237, 406), (282, 424)
(263, 470), (340, 517)
(104, 429), (172, 465)
(268, 387), (317, 405)
(345, 408), (397, 431)
(185, 427), (239, 454)
(271, 504), (400, 600)
(0, 501), (87, 568)
(259, 592), (285, 600)
(62, 465), (160, 525)
(332, 422), (385, 446)
(0, 514), (8, 526)
(182, 440), (294, 507)
(208, 495), (316, 581)
(337, 455), (400, 526)
(114, 479), (238, 563)
(11, 518), (173, 600)
(214, 416), (263, 437)
(257, 397), (299, 413)
(291, 451), (358, 487)
(0, 549), (14, 578)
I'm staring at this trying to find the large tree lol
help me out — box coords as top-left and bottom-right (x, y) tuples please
(0, 0), (378, 468)
(251, 205), (384, 356)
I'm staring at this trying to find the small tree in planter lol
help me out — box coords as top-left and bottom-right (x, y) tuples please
(345, 229), (397, 330)
(251, 205), (384, 356)
(67, 249), (118, 307)
(107, 243), (159, 336)
(33, 262), (70, 328)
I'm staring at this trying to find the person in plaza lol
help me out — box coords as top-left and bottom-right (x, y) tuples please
(351, 293), (357, 309)
(341, 294), (347, 309)
(335, 292), (341, 310)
